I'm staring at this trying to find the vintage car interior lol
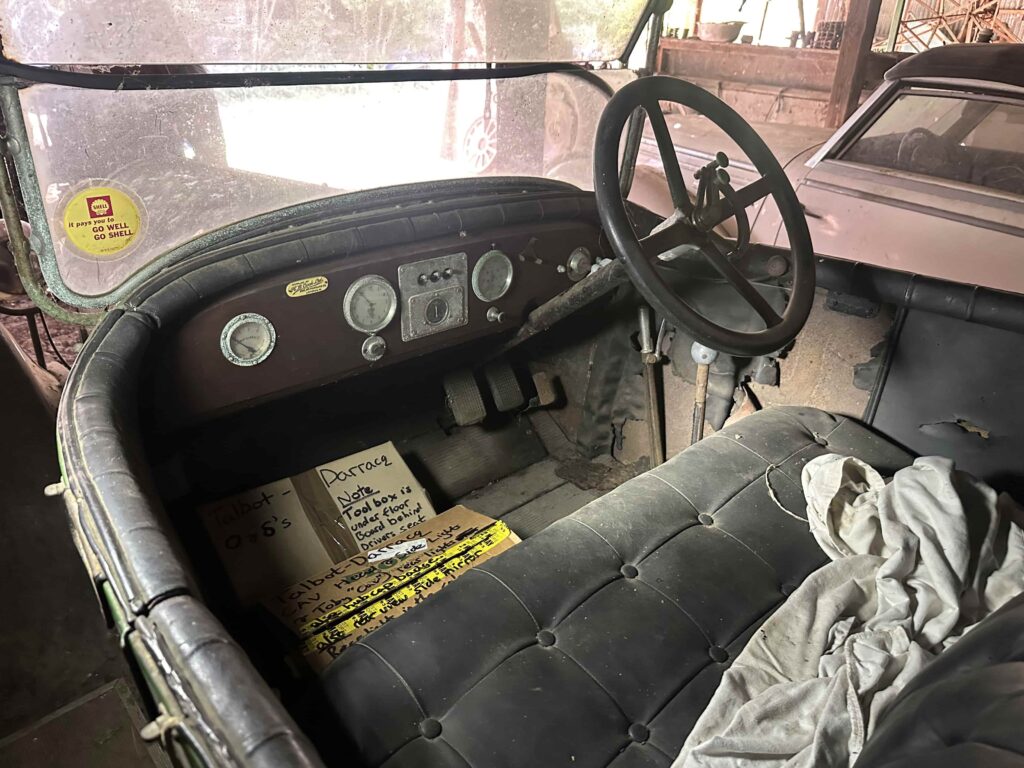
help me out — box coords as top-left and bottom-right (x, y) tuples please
(3, 5), (1022, 765)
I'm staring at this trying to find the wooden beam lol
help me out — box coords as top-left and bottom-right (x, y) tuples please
(826, 0), (884, 128)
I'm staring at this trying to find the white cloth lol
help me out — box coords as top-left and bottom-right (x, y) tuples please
(673, 454), (1024, 768)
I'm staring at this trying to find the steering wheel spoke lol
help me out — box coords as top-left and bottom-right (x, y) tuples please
(639, 212), (698, 259)
(644, 101), (694, 218)
(698, 243), (782, 328)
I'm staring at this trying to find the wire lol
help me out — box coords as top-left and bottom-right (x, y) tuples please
(38, 311), (71, 369)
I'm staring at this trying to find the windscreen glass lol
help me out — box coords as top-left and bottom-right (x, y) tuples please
(19, 72), (619, 298)
(1, 0), (648, 65)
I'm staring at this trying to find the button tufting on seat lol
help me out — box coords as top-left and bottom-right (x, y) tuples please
(628, 723), (650, 743)
(419, 718), (443, 739)
(319, 408), (916, 768)
(620, 564), (639, 579)
(708, 645), (729, 663)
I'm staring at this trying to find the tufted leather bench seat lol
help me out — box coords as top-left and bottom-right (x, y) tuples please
(321, 407), (913, 767)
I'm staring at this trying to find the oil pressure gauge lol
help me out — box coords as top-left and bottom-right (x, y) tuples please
(472, 249), (513, 302)
(220, 313), (276, 367)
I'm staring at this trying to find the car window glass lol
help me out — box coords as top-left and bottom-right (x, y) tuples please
(1, 0), (649, 65)
(18, 72), (608, 301)
(840, 91), (1024, 198)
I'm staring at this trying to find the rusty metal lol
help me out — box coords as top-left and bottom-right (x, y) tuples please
(0, 154), (99, 327)
(639, 306), (664, 466)
(691, 362), (710, 444)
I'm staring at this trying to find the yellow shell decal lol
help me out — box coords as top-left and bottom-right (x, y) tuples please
(286, 276), (329, 298)
(62, 186), (142, 258)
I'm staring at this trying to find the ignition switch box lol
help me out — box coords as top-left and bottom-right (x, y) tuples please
(398, 252), (469, 341)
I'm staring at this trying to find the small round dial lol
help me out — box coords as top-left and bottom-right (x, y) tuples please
(343, 275), (397, 334)
(425, 297), (450, 325)
(220, 313), (276, 367)
(566, 247), (593, 282)
(472, 249), (514, 303)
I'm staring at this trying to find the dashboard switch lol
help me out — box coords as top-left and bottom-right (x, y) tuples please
(361, 335), (387, 362)
(429, 270), (441, 282)
(487, 306), (505, 323)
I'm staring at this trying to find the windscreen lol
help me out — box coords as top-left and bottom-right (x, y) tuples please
(1, 0), (648, 65)
(17, 72), (622, 299)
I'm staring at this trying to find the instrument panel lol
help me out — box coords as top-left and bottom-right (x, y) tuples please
(157, 220), (603, 424)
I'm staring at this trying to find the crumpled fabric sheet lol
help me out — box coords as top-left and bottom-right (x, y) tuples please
(674, 454), (1024, 768)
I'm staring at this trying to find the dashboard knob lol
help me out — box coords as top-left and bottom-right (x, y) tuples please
(362, 335), (387, 362)
(487, 306), (505, 323)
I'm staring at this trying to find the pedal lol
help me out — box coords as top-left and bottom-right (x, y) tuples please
(484, 360), (525, 413)
(443, 369), (486, 426)
(531, 371), (560, 407)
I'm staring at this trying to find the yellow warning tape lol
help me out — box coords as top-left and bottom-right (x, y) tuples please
(299, 520), (511, 638)
(304, 529), (508, 655)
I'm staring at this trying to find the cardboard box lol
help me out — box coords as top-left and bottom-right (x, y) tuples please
(200, 442), (438, 604)
(198, 477), (334, 606)
(292, 442), (436, 562)
(265, 506), (519, 670)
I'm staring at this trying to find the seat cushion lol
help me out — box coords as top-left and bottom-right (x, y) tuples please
(321, 407), (912, 768)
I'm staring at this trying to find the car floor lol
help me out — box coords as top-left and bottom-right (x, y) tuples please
(458, 456), (603, 538)
(0, 331), (163, 767)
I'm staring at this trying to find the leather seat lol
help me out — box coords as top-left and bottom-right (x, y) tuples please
(321, 407), (912, 767)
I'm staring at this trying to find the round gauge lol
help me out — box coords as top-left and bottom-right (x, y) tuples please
(425, 297), (450, 325)
(343, 275), (398, 334)
(220, 313), (276, 367)
(472, 249), (514, 303)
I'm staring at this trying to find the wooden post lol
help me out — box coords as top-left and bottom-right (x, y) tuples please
(826, 0), (884, 128)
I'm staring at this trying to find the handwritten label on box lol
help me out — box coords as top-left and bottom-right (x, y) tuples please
(312, 442), (435, 554)
(199, 477), (332, 605)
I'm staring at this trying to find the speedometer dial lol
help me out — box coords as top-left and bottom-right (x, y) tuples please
(220, 313), (276, 367)
(343, 275), (398, 334)
(472, 249), (513, 302)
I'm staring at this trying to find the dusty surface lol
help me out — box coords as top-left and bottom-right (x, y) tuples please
(0, 296), (82, 375)
(751, 292), (893, 420)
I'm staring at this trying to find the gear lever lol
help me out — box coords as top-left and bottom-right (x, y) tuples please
(690, 342), (719, 444)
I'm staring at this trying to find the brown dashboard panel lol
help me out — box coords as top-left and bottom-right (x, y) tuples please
(156, 220), (603, 424)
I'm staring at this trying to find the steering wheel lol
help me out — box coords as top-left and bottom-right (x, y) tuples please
(594, 76), (815, 357)
(896, 127), (968, 178)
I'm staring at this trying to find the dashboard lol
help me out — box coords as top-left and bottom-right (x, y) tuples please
(155, 219), (604, 424)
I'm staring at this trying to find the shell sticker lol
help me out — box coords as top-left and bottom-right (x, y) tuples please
(286, 276), (329, 298)
(62, 186), (142, 258)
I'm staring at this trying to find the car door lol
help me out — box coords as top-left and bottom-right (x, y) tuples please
(771, 82), (1024, 294)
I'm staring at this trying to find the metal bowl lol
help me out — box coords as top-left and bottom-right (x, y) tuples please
(695, 21), (745, 43)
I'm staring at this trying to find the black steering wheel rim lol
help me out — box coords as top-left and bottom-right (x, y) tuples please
(594, 76), (815, 357)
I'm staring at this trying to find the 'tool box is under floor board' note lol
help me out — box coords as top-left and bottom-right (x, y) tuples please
(292, 441), (436, 561)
